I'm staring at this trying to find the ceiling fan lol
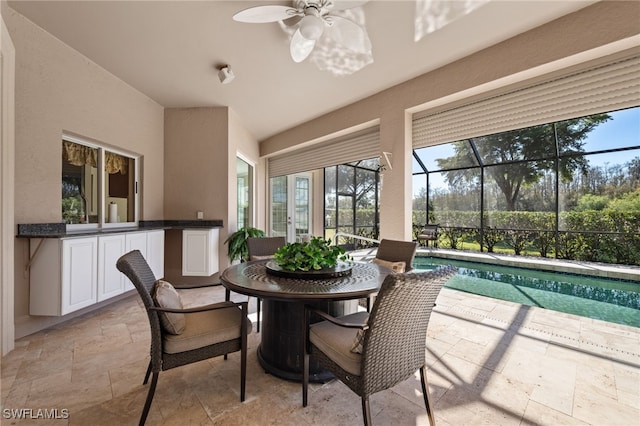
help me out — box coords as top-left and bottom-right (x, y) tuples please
(233, 0), (372, 63)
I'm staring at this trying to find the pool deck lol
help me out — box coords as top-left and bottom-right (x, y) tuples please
(353, 246), (640, 282)
(1, 283), (638, 425)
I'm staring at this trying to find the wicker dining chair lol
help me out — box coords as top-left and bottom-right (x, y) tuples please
(245, 236), (286, 332)
(365, 239), (419, 311)
(302, 266), (457, 426)
(116, 250), (251, 426)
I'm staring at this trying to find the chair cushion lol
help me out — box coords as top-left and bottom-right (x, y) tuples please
(250, 255), (274, 260)
(310, 312), (369, 376)
(153, 280), (186, 335)
(163, 302), (252, 354)
(372, 258), (406, 273)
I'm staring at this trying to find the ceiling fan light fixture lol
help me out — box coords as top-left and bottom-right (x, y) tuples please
(299, 15), (324, 40)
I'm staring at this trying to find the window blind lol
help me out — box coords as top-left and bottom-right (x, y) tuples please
(268, 126), (380, 178)
(413, 55), (640, 148)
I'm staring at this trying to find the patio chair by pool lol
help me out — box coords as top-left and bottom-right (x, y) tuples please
(417, 224), (439, 247)
(116, 250), (251, 425)
(366, 238), (419, 311)
(246, 236), (286, 332)
(302, 266), (457, 426)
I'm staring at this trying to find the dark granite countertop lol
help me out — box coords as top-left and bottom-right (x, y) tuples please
(16, 220), (223, 238)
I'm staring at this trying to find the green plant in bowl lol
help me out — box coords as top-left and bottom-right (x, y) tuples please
(273, 237), (352, 272)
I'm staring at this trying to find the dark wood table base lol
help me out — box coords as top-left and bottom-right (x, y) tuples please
(220, 261), (389, 383)
(258, 299), (358, 382)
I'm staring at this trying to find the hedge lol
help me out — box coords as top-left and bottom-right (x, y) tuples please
(412, 209), (640, 265)
(331, 208), (640, 265)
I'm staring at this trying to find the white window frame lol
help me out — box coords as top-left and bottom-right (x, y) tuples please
(63, 134), (140, 230)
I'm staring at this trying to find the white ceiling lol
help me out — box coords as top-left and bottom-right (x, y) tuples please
(8, 0), (596, 141)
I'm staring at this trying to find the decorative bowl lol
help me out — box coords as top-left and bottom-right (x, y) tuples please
(265, 260), (353, 279)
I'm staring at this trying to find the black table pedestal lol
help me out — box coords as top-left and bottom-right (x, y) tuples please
(258, 298), (358, 382)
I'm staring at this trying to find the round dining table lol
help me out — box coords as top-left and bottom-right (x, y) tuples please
(220, 260), (391, 382)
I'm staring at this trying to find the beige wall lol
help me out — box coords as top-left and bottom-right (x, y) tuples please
(163, 107), (230, 284)
(164, 107), (229, 221)
(229, 107), (261, 234)
(260, 1), (640, 241)
(163, 107), (259, 283)
(6, 9), (164, 337)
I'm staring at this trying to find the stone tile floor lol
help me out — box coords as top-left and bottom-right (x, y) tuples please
(1, 284), (638, 425)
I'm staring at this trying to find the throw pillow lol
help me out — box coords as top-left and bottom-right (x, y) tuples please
(372, 258), (406, 273)
(152, 280), (186, 335)
(250, 255), (274, 260)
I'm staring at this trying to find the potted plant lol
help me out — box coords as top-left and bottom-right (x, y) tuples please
(272, 236), (351, 273)
(224, 227), (266, 263)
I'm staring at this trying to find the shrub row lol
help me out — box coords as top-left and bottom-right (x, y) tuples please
(412, 210), (640, 265)
(330, 209), (640, 265)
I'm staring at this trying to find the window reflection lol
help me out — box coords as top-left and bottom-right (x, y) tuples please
(62, 141), (98, 224)
(105, 151), (135, 223)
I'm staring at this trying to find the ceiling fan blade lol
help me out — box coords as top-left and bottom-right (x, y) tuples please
(327, 16), (371, 53)
(331, 1), (369, 11)
(233, 5), (300, 23)
(290, 28), (316, 63)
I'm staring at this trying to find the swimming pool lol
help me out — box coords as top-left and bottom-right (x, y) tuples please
(413, 257), (640, 328)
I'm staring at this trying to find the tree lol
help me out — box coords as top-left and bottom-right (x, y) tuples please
(436, 114), (610, 210)
(627, 157), (640, 187)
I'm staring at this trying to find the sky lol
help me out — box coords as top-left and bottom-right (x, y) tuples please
(580, 107), (639, 166)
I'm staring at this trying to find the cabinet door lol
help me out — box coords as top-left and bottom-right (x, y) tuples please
(61, 237), (98, 315)
(98, 234), (126, 301)
(146, 230), (165, 279)
(125, 232), (148, 290)
(182, 229), (219, 276)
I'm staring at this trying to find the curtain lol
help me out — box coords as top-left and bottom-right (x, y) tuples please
(62, 141), (128, 174)
(268, 126), (380, 178)
(413, 54), (640, 148)
(105, 152), (128, 175)
(62, 140), (97, 167)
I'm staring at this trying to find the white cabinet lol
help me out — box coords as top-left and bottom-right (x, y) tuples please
(30, 237), (98, 316)
(30, 230), (165, 316)
(182, 229), (219, 276)
(61, 238), (98, 314)
(124, 232), (149, 291)
(97, 234), (126, 301)
(99, 230), (165, 295)
(146, 230), (165, 279)
(126, 232), (148, 255)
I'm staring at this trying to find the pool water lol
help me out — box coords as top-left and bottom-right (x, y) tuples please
(413, 257), (640, 328)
